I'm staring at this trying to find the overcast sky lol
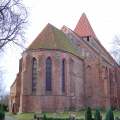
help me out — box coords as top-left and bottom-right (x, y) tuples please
(1, 0), (120, 92)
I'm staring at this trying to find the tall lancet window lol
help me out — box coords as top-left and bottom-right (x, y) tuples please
(62, 59), (65, 93)
(46, 57), (52, 91)
(32, 58), (37, 94)
(105, 67), (108, 79)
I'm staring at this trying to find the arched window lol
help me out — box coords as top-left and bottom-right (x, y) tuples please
(62, 59), (65, 93)
(32, 58), (37, 93)
(105, 67), (108, 79)
(46, 57), (52, 91)
(101, 66), (105, 80)
(70, 58), (75, 95)
(86, 65), (92, 97)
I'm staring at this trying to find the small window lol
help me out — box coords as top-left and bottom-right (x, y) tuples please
(105, 67), (108, 79)
(109, 69), (113, 83)
(87, 36), (89, 41)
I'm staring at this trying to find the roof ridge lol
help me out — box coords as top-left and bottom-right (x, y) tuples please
(50, 24), (58, 48)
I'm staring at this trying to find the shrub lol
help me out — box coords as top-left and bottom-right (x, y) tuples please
(105, 107), (114, 120)
(0, 111), (5, 120)
(0, 104), (8, 112)
(0, 105), (5, 120)
(94, 108), (101, 120)
(85, 107), (92, 120)
(43, 114), (47, 120)
(3, 104), (8, 112)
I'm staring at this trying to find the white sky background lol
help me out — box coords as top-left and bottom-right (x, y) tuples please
(1, 0), (120, 92)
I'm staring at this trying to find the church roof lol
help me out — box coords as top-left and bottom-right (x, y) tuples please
(28, 23), (83, 59)
(74, 13), (97, 38)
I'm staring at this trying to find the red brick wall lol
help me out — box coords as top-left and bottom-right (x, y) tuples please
(19, 50), (84, 112)
(62, 26), (119, 109)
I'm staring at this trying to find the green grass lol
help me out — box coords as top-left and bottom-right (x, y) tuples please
(6, 112), (34, 120)
(14, 113), (34, 120)
(42, 111), (85, 119)
(6, 110), (120, 120)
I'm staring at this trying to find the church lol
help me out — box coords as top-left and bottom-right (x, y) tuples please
(9, 13), (120, 113)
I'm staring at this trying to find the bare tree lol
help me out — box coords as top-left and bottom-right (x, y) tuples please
(111, 35), (120, 64)
(0, 0), (27, 50)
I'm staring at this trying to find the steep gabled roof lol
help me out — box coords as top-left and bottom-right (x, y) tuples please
(28, 23), (83, 59)
(74, 13), (97, 38)
(74, 13), (117, 65)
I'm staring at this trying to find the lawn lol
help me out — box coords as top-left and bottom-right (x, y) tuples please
(6, 112), (34, 120)
(6, 110), (120, 120)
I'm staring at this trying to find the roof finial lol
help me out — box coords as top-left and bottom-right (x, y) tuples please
(82, 12), (86, 16)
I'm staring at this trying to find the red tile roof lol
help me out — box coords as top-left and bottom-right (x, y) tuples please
(74, 13), (97, 38)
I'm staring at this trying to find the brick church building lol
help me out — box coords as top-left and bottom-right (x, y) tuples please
(9, 13), (120, 113)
